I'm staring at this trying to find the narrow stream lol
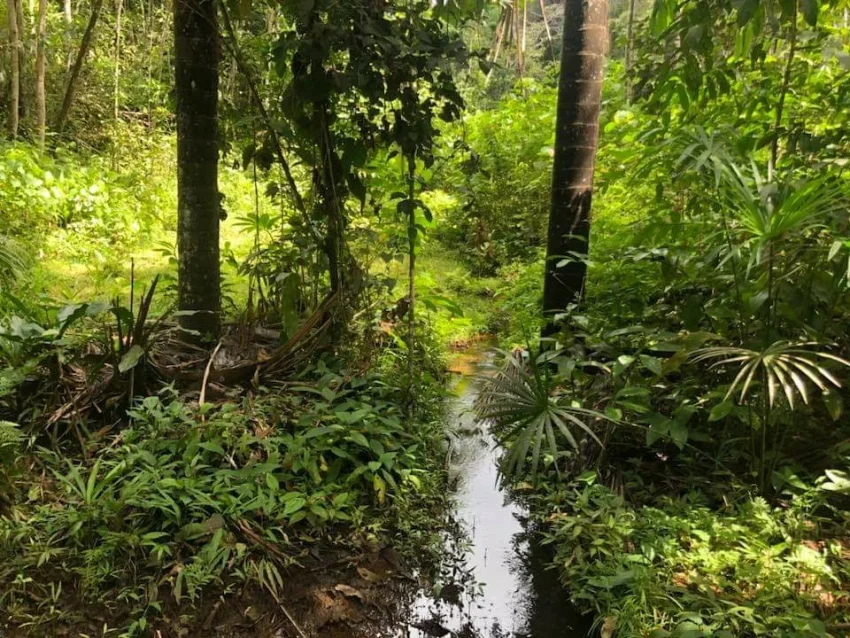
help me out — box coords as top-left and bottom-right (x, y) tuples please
(401, 349), (592, 638)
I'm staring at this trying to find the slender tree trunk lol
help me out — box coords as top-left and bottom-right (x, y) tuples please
(175, 0), (221, 338)
(7, 0), (20, 139)
(625, 0), (636, 103)
(513, 0), (524, 74)
(521, 0), (527, 54)
(112, 0), (123, 167)
(539, 0), (555, 59)
(322, 123), (343, 294)
(63, 0), (72, 72)
(406, 155), (416, 393)
(14, 0), (25, 119)
(56, 0), (104, 134)
(35, 0), (46, 147)
(486, 7), (508, 84)
(768, 3), (797, 182)
(489, 8), (507, 63)
(542, 0), (608, 335)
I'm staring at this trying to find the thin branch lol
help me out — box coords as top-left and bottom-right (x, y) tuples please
(217, 0), (321, 244)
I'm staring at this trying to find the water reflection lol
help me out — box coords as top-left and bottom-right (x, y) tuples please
(400, 357), (591, 638)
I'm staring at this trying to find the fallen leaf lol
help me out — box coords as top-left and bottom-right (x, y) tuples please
(334, 583), (365, 601)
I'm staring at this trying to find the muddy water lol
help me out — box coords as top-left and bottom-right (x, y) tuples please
(400, 351), (592, 638)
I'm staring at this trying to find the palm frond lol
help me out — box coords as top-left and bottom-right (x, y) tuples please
(475, 350), (608, 481)
(692, 342), (850, 408)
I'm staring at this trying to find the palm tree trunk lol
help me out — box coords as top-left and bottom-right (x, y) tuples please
(56, 0), (105, 134)
(35, 0), (46, 147)
(7, 0), (20, 139)
(542, 0), (608, 335)
(175, 0), (221, 339)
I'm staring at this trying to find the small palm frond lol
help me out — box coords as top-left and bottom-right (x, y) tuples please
(665, 130), (847, 254)
(692, 342), (850, 409)
(476, 350), (607, 481)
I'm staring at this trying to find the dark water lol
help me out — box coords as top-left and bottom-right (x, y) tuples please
(401, 355), (592, 638)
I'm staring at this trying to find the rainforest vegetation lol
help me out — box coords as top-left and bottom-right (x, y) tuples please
(0, 0), (849, 635)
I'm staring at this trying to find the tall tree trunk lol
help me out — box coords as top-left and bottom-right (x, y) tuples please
(7, 0), (20, 139)
(56, 0), (104, 134)
(542, 0), (608, 335)
(35, 0), (46, 147)
(175, 0), (220, 339)
(625, 0), (636, 103)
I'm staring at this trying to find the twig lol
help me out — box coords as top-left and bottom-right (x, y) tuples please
(199, 341), (223, 406)
(277, 598), (309, 638)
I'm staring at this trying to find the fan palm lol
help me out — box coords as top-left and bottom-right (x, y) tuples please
(691, 341), (850, 409)
(475, 350), (606, 481)
(670, 132), (847, 259)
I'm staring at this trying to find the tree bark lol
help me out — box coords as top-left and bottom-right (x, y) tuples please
(35, 0), (46, 147)
(56, 0), (104, 134)
(175, 0), (221, 338)
(7, 0), (20, 139)
(542, 0), (608, 335)
(625, 0), (636, 103)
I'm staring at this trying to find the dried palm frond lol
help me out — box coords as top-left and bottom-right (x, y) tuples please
(691, 341), (850, 409)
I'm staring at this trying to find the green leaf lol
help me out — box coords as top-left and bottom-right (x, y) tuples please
(284, 497), (306, 516)
(373, 474), (387, 505)
(823, 391), (843, 421)
(266, 473), (280, 492)
(708, 401), (733, 422)
(118, 345), (145, 373)
(670, 420), (689, 449)
(639, 355), (663, 375)
(801, 0), (819, 25)
(370, 439), (385, 456)
(349, 432), (370, 449)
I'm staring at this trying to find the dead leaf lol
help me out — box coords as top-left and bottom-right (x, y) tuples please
(334, 583), (365, 601)
(601, 616), (617, 638)
(357, 566), (383, 583)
